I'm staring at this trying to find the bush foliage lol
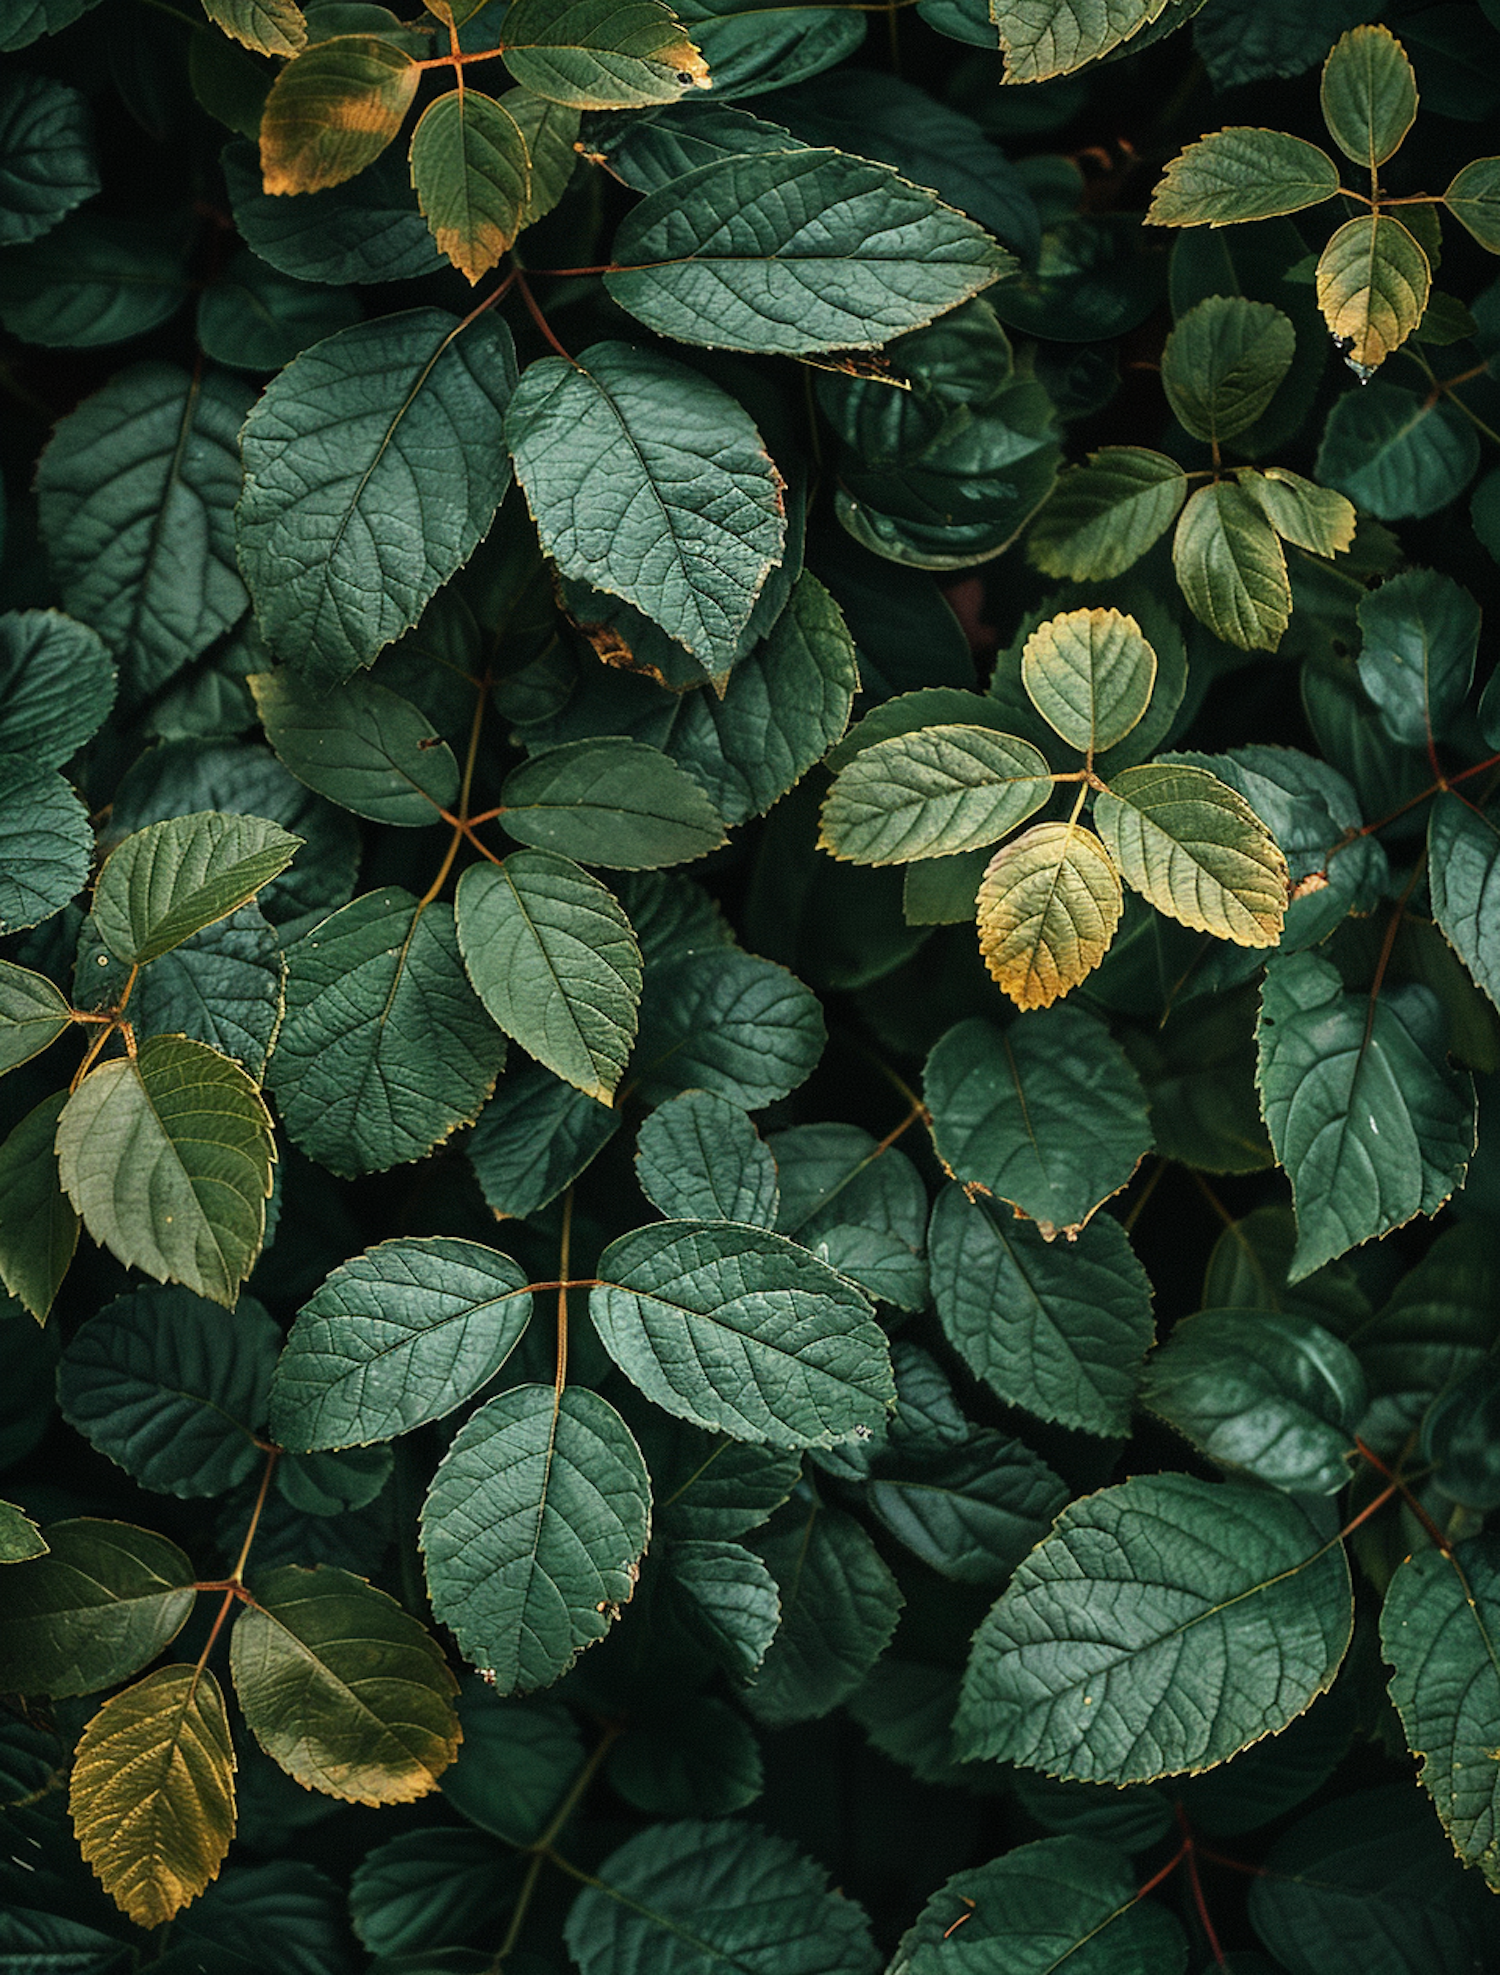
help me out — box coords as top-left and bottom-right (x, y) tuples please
(3, 0), (1500, 1966)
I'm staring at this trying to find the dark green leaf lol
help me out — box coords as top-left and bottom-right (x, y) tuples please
(0, 211), (190, 348)
(409, 87), (529, 282)
(665, 1538), (780, 1677)
(1430, 794), (1500, 1011)
(607, 1696), (762, 1817)
(635, 1089), (779, 1226)
(467, 1061), (621, 1218)
(350, 1828), (514, 1958)
(277, 1441), (393, 1516)
(650, 1421), (801, 1540)
(501, 738), (728, 869)
(249, 667), (459, 825)
(221, 136), (446, 285)
(197, 249), (362, 373)
(867, 1432), (1066, 1585)
(0, 1499), (47, 1563)
(0, 1519), (196, 1697)
(91, 810), (300, 966)
(1162, 296), (1297, 445)
(499, 0), (710, 107)
(0, 610), (114, 768)
(0, 758), (95, 935)
(0, 70), (97, 246)
(1320, 24), (1418, 172)
(0, 1091), (78, 1322)
(441, 1686), (585, 1843)
(630, 946), (825, 1108)
(819, 726), (1053, 866)
(1147, 127), (1341, 227)
(1317, 381), (1480, 522)
(746, 1499), (900, 1726)
(0, 959), (72, 1076)
(1356, 568), (1480, 748)
(673, 0), (864, 98)
(770, 1120), (929, 1310)
(1028, 447), (1189, 582)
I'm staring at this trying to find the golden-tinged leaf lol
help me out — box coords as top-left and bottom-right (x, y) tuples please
(409, 88), (532, 282)
(1094, 763), (1288, 947)
(976, 821), (1124, 1010)
(71, 1665), (235, 1929)
(259, 36), (419, 196)
(201, 0), (307, 56)
(1315, 213), (1430, 375)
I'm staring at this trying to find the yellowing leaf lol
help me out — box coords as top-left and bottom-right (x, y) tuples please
(1146, 127), (1341, 228)
(1093, 762), (1287, 946)
(1237, 468), (1357, 557)
(1021, 609), (1156, 758)
(71, 1664), (235, 1929)
(1027, 447), (1187, 581)
(1316, 213), (1429, 375)
(259, 37), (420, 196)
(1172, 479), (1291, 652)
(201, 0), (307, 56)
(409, 88), (531, 283)
(1320, 23), (1418, 173)
(500, 0), (710, 110)
(976, 822), (1123, 1010)
(994, 0), (1170, 84)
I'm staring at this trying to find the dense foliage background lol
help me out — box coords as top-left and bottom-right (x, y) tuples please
(4, 0), (1500, 1967)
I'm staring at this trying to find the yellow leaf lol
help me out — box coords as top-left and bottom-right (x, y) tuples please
(71, 1664), (235, 1929)
(976, 821), (1123, 1010)
(259, 36), (420, 196)
(1316, 213), (1430, 376)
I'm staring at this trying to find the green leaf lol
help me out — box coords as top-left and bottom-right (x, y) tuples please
(0, 1499), (46, 1562)
(258, 36), (419, 194)
(1315, 214), (1429, 375)
(0, 210), (191, 349)
(989, 0), (1168, 80)
(221, 135), (445, 285)
(0, 1518), (196, 1696)
(888, 1837), (1187, 1975)
(976, 821), (1125, 1010)
(58, 1286), (279, 1496)
(1355, 568), (1480, 749)
(1237, 467), (1357, 557)
(608, 1695), (762, 1818)
(1141, 1309), (1365, 1495)
(270, 1237), (533, 1449)
(500, 0), (710, 106)
(649, 1420), (800, 1541)
(350, 1828), (515, 1958)
(0, 71), (98, 247)
(665, 1538), (780, 1677)
(1147, 127), (1341, 226)
(441, 1687), (585, 1843)
(955, 1472), (1353, 1781)
(605, 150), (1012, 355)
(1320, 23), (1418, 172)
(1316, 380), (1480, 522)
(672, 0), (864, 99)
(420, 1384), (651, 1694)
(0, 757), (92, 935)
(1020, 606), (1156, 756)
(1256, 949), (1475, 1280)
(924, 1008), (1152, 1239)
(202, 0), (307, 54)
(746, 1499), (899, 1727)
(1172, 478), (1292, 651)
(635, 1089), (779, 1227)
(35, 364), (253, 700)
(564, 1821), (879, 1975)
(0, 960), (72, 1075)
(70, 1665), (236, 1929)
(92, 811), (300, 965)
(467, 1060), (620, 1218)
(1430, 794), (1500, 1011)
(1093, 761), (1288, 946)
(409, 88), (529, 282)
(269, 890), (506, 1177)
(237, 309), (517, 687)
(1027, 447), (1188, 583)
(928, 1183), (1155, 1436)
(0, 609), (114, 767)
(56, 1033), (276, 1307)
(0, 1092), (78, 1322)
(770, 1121), (928, 1311)
(1443, 155), (1500, 253)
(504, 86), (580, 225)
(501, 738), (728, 869)
(592, 1219), (892, 1447)
(818, 726), (1052, 866)
(230, 1563), (460, 1802)
(249, 668), (459, 825)
(1383, 1538), (1500, 1889)
(277, 1442), (392, 1516)
(867, 1431), (1066, 1586)
(1161, 296), (1297, 445)
(507, 344), (785, 675)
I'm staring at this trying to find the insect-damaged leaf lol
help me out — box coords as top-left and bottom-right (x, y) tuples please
(258, 36), (419, 195)
(91, 810), (300, 965)
(230, 1564), (460, 1802)
(420, 1384), (651, 1695)
(507, 343), (784, 674)
(500, 0), (711, 107)
(237, 309), (517, 687)
(605, 149), (1012, 355)
(592, 1219), (893, 1447)
(818, 726), (1052, 865)
(409, 88), (530, 282)
(71, 1664), (235, 1929)
(954, 1472), (1353, 1782)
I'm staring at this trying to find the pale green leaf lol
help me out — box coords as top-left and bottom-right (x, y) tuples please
(92, 810), (300, 965)
(1161, 295), (1296, 445)
(635, 1088), (779, 1226)
(501, 0), (710, 106)
(203, 0), (307, 54)
(456, 853), (641, 1103)
(0, 1518), (196, 1696)
(1237, 467), (1357, 557)
(1093, 761), (1288, 946)
(605, 149), (1012, 355)
(1444, 155), (1500, 254)
(249, 668), (459, 825)
(1430, 794), (1500, 1011)
(58, 1286), (279, 1496)
(928, 1183), (1155, 1437)
(1027, 446), (1188, 582)
(955, 1472), (1353, 1781)
(271, 1237), (532, 1451)
(230, 1563), (460, 1801)
(923, 1008), (1152, 1239)
(975, 821), (1124, 1010)
(818, 725), (1052, 866)
(56, 1033), (276, 1308)
(409, 88), (529, 282)
(593, 1219), (892, 1447)
(71, 1665), (235, 1929)
(506, 343), (785, 673)
(237, 309), (517, 687)
(1172, 478), (1292, 651)
(1356, 568), (1480, 749)
(259, 35), (419, 195)
(1382, 1538), (1500, 1890)
(0, 609), (115, 766)
(1147, 127), (1341, 226)
(1256, 949), (1476, 1279)
(1021, 606), (1156, 756)
(0, 1091), (78, 1322)
(992, 0), (1169, 81)
(1316, 213), (1429, 375)
(502, 738), (728, 869)
(564, 1821), (879, 1975)
(1320, 23), (1418, 172)
(0, 960), (72, 1075)
(420, 1384), (651, 1694)
(269, 890), (506, 1177)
